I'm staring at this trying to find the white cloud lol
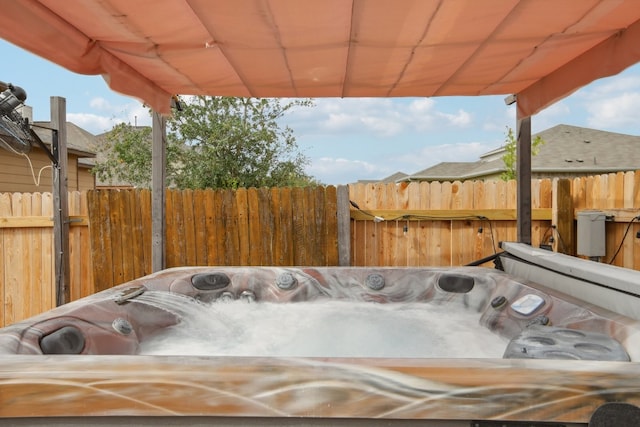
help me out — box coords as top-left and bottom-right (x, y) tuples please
(531, 101), (571, 132)
(571, 71), (640, 132)
(581, 75), (640, 99)
(436, 109), (472, 127)
(307, 157), (387, 184)
(307, 140), (497, 184)
(67, 113), (122, 135)
(482, 106), (512, 133)
(408, 98), (436, 113)
(289, 97), (475, 138)
(123, 103), (153, 127)
(89, 97), (112, 111)
(390, 141), (495, 171)
(360, 115), (404, 136)
(68, 98), (151, 134)
(586, 92), (640, 129)
(480, 99), (572, 135)
(323, 112), (358, 132)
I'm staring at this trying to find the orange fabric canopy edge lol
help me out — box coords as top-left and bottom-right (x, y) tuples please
(0, 0), (639, 116)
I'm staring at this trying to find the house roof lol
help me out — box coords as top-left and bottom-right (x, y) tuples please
(33, 121), (97, 158)
(355, 171), (409, 185)
(0, 1), (639, 118)
(532, 124), (640, 171)
(408, 162), (490, 181)
(382, 172), (409, 183)
(403, 124), (640, 181)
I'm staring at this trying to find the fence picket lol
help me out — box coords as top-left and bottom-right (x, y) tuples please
(9, 193), (26, 324)
(279, 187), (294, 266)
(182, 189), (197, 266)
(20, 193), (37, 318)
(119, 189), (135, 281)
(238, 187), (252, 265)
(291, 187), (306, 265)
(139, 189), (152, 276)
(325, 185), (339, 265)
(259, 187), (274, 265)
(68, 191), (81, 301)
(193, 189), (207, 266)
(77, 191), (94, 297)
(246, 188), (264, 265)
(313, 186), (326, 265)
(164, 189), (177, 267)
(211, 189), (225, 266)
(40, 193), (54, 308)
(202, 190), (217, 265)
(222, 189), (240, 265)
(270, 188), (283, 265)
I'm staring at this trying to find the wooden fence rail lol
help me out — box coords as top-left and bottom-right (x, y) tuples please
(3, 172), (640, 327)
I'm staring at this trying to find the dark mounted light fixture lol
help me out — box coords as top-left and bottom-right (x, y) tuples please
(0, 80), (34, 154)
(0, 80), (59, 165)
(0, 83), (27, 116)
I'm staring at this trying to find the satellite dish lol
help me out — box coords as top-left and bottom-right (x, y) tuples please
(0, 82), (34, 154)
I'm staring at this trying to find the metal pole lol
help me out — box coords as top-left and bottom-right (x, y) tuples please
(516, 114), (532, 245)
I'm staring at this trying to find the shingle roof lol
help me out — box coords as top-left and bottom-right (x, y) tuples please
(531, 124), (640, 171)
(410, 162), (488, 180)
(355, 171), (408, 184)
(33, 121), (97, 157)
(383, 171), (409, 183)
(403, 124), (640, 181)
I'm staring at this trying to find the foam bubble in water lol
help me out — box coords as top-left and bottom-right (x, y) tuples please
(139, 299), (508, 358)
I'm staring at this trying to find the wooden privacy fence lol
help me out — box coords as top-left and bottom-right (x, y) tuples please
(349, 172), (640, 268)
(3, 171), (640, 327)
(0, 191), (92, 327)
(87, 186), (340, 292)
(349, 179), (553, 266)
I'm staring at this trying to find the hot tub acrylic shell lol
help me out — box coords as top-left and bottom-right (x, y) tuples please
(1, 265), (640, 425)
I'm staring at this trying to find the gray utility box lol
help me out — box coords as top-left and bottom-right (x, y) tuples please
(577, 210), (606, 257)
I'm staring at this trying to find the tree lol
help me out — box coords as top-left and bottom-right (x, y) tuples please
(92, 123), (185, 188)
(169, 96), (317, 189)
(500, 126), (545, 181)
(93, 96), (319, 189)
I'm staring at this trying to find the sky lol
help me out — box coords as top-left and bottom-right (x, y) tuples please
(2, 39), (640, 185)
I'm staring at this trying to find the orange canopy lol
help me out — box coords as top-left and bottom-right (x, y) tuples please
(1, 0), (639, 116)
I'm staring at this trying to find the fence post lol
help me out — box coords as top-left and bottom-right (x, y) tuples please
(151, 112), (166, 272)
(337, 185), (351, 266)
(553, 178), (574, 255)
(51, 96), (70, 306)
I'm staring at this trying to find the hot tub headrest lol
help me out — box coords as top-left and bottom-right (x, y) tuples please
(39, 326), (85, 354)
(437, 274), (475, 293)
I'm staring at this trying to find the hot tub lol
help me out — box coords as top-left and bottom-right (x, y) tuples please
(1, 265), (640, 426)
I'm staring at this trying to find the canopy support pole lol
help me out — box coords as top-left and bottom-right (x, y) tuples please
(151, 111), (166, 272)
(516, 114), (532, 245)
(51, 96), (70, 306)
